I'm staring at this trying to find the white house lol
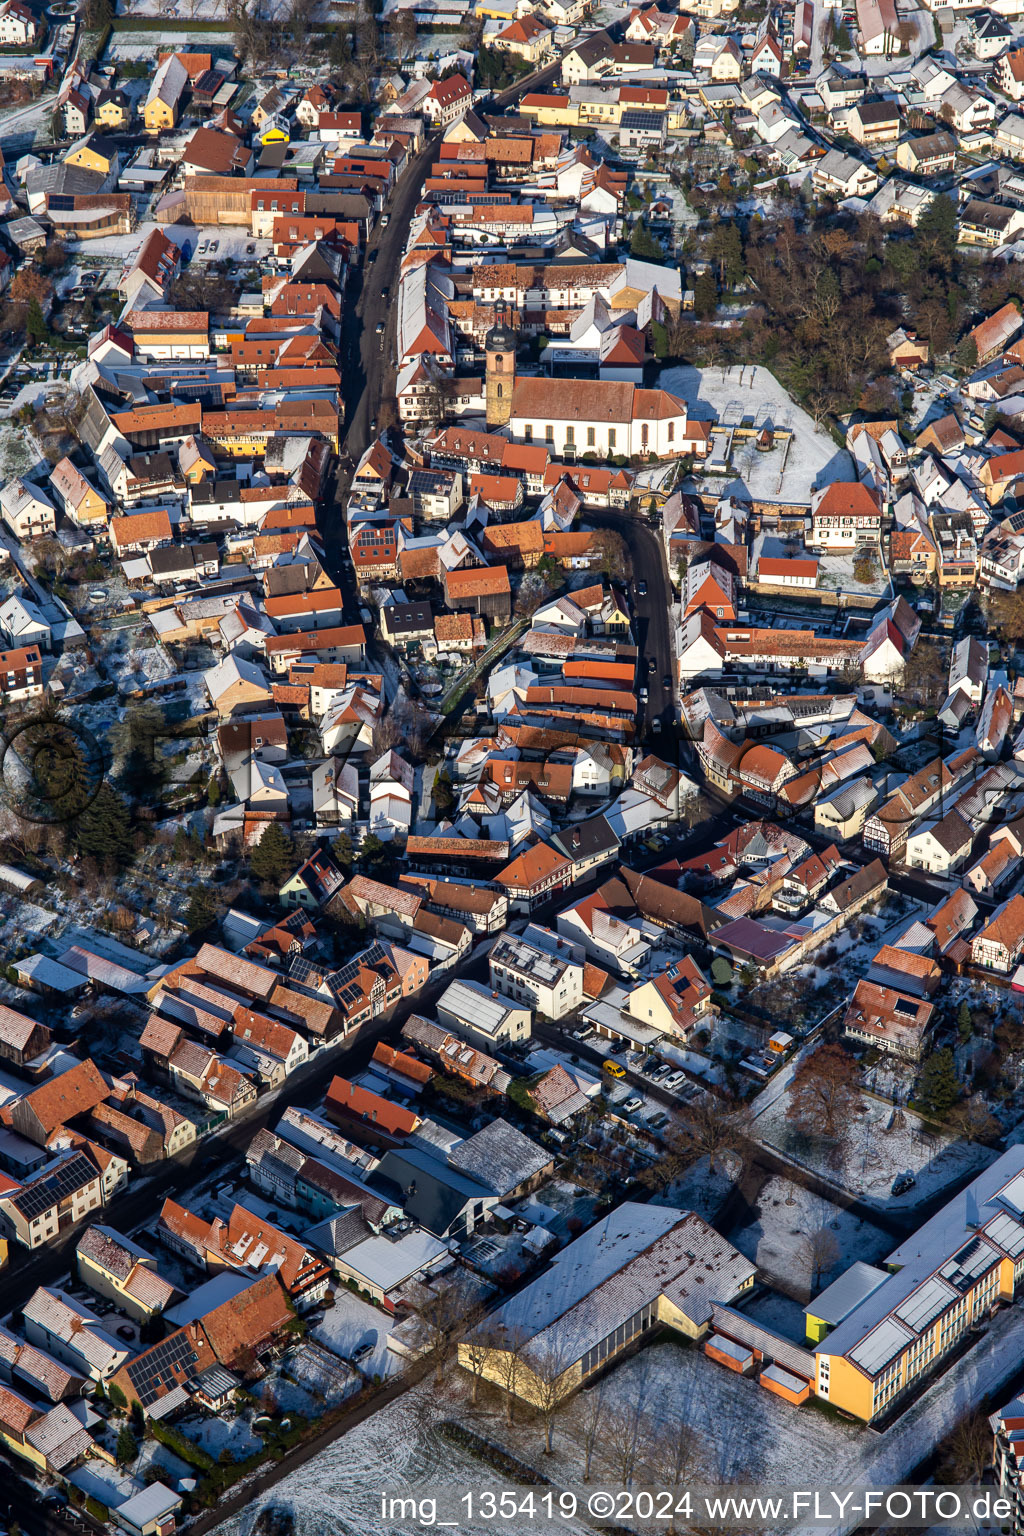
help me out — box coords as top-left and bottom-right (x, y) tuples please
(488, 927), (585, 1019)
(0, 0), (39, 45)
(0, 479), (56, 540)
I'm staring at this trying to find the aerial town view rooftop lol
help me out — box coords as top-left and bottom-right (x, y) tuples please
(8, 0), (1024, 1529)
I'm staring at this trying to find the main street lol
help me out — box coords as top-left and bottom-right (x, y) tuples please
(587, 508), (676, 733)
(321, 56), (565, 601)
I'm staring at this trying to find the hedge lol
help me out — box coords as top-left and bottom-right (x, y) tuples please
(150, 1419), (215, 1472)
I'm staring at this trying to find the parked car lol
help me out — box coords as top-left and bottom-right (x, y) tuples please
(603, 1060), (626, 1078)
(623, 1096), (644, 1113)
(637, 579), (647, 596)
(664, 1071), (686, 1091)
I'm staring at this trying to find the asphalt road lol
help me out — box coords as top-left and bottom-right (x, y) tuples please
(586, 508), (676, 735)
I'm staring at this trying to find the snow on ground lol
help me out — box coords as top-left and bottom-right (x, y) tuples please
(781, 893), (924, 998)
(0, 419), (46, 482)
(216, 1381), (596, 1536)
(755, 1090), (997, 1212)
(93, 1296), (1024, 1536)
(740, 1285), (811, 1343)
(312, 1287), (404, 1379)
(816, 550), (892, 597)
(102, 636), (177, 693)
(731, 1175), (892, 1300)
(651, 1151), (741, 1223)
(263, 1341), (361, 1413)
(0, 91), (56, 145)
(178, 1414), (264, 1461)
(61, 218), (271, 264)
(659, 364), (855, 504)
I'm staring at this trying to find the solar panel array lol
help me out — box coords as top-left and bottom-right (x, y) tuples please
(126, 1332), (199, 1408)
(12, 1154), (94, 1220)
(942, 1236), (993, 1293)
(894, 1274), (955, 1335)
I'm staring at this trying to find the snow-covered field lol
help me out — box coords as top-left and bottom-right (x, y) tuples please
(652, 1151), (741, 1224)
(215, 1383), (595, 1536)
(217, 1300), (1024, 1536)
(731, 1175), (892, 1300)
(755, 1090), (996, 1211)
(263, 1342), (361, 1413)
(659, 364), (855, 505)
(817, 550), (892, 597)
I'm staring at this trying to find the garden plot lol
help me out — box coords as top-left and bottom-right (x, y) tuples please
(312, 1288), (404, 1379)
(785, 892), (924, 994)
(261, 1342), (360, 1414)
(755, 1090), (996, 1210)
(816, 550), (892, 597)
(730, 1175), (892, 1299)
(103, 637), (177, 693)
(0, 419), (45, 482)
(177, 1414), (264, 1462)
(659, 363), (855, 505)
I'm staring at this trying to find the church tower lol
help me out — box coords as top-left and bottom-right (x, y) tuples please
(485, 312), (516, 430)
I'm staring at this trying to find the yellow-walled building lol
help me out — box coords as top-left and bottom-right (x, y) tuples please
(458, 1204), (755, 1406)
(805, 1147), (1024, 1422)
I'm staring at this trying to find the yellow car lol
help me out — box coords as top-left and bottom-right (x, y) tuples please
(603, 1060), (626, 1078)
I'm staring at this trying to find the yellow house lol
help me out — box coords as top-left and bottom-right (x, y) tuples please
(519, 92), (579, 127)
(260, 116), (291, 146)
(178, 433), (218, 483)
(475, 0), (516, 18)
(50, 456), (109, 528)
(76, 1225), (181, 1323)
(0, 1387), (48, 1473)
(94, 91), (129, 130)
(577, 92), (624, 127)
(808, 1147), (1024, 1422)
(624, 958), (712, 1039)
(458, 1205), (755, 1406)
(144, 53), (188, 133)
(64, 132), (119, 175)
(710, 38), (743, 80)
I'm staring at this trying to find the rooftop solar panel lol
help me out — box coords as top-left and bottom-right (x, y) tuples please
(849, 1316), (914, 1377)
(894, 1274), (956, 1335)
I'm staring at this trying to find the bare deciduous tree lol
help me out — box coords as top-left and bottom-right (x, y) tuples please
(939, 1409), (992, 1483)
(570, 1383), (605, 1482)
(459, 1316), (498, 1407)
(605, 1399), (650, 1490)
(415, 1288), (474, 1386)
(803, 1224), (841, 1291)
(673, 1091), (751, 1175)
(488, 1325), (527, 1426)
